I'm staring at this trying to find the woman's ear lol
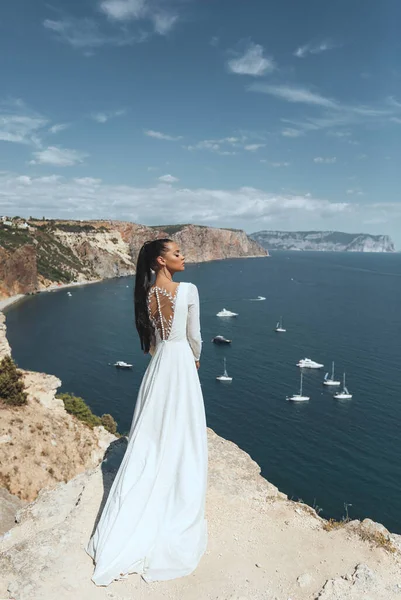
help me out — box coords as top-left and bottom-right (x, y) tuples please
(155, 255), (165, 268)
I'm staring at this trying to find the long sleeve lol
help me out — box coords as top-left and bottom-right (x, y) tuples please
(187, 283), (202, 360)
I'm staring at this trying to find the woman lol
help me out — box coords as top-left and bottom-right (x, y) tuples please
(86, 238), (208, 586)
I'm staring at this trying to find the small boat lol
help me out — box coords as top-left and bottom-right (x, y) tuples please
(334, 373), (353, 399)
(114, 361), (133, 369)
(297, 358), (324, 369)
(212, 335), (232, 345)
(323, 361), (341, 386)
(250, 296), (266, 301)
(287, 371), (310, 402)
(275, 316), (286, 333)
(216, 357), (232, 382)
(216, 308), (238, 317)
(67, 291), (72, 297)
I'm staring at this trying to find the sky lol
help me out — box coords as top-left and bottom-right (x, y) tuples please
(1, 0), (401, 245)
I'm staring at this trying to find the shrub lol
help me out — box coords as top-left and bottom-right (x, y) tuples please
(0, 356), (28, 406)
(101, 413), (117, 435)
(57, 392), (102, 429)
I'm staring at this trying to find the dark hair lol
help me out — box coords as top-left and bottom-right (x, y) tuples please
(134, 238), (173, 353)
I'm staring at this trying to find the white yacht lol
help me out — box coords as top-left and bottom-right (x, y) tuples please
(216, 308), (238, 317)
(334, 373), (353, 400)
(297, 358), (324, 369)
(323, 361), (341, 386)
(212, 335), (232, 344)
(114, 361), (133, 369)
(275, 316), (286, 333)
(216, 357), (232, 382)
(287, 371), (310, 402)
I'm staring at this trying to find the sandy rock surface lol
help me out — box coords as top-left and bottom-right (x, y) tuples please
(1, 429), (401, 600)
(0, 361), (116, 502)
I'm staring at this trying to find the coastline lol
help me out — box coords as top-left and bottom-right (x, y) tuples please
(0, 254), (269, 313)
(0, 278), (106, 313)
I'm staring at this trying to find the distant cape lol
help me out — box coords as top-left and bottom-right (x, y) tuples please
(250, 230), (395, 253)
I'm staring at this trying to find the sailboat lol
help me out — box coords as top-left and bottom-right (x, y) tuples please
(216, 357), (232, 382)
(334, 373), (353, 399)
(287, 371), (310, 402)
(323, 361), (341, 386)
(275, 316), (286, 333)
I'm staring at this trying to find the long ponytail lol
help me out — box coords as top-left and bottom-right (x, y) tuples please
(134, 238), (172, 353)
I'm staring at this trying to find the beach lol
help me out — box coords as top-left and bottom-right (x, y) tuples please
(0, 278), (105, 312)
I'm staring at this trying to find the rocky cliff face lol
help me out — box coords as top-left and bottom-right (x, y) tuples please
(0, 245), (38, 297)
(0, 313), (116, 508)
(0, 220), (267, 299)
(251, 230), (395, 252)
(173, 224), (265, 262)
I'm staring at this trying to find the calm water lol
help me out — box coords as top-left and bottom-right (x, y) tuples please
(5, 252), (401, 532)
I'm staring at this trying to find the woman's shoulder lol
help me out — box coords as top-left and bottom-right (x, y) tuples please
(180, 281), (198, 290)
(179, 282), (199, 300)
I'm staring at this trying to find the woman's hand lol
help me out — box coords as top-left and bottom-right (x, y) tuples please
(195, 360), (200, 370)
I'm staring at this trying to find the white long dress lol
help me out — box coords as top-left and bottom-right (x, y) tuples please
(85, 282), (208, 586)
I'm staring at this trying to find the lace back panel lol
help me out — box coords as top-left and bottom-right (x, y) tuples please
(147, 285), (180, 341)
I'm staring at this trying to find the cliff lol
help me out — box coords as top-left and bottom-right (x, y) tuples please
(0, 312), (116, 517)
(250, 230), (395, 253)
(1, 316), (401, 598)
(0, 219), (267, 299)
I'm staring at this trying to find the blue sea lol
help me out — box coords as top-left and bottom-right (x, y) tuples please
(5, 251), (401, 532)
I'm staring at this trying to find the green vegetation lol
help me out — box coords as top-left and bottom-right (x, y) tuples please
(0, 356), (28, 407)
(55, 223), (98, 233)
(149, 224), (193, 235)
(149, 223), (242, 235)
(0, 222), (98, 283)
(0, 226), (32, 251)
(57, 392), (119, 435)
(101, 413), (118, 435)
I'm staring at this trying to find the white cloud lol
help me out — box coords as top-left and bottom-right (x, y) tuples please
(91, 109), (126, 123)
(100, 0), (146, 20)
(0, 100), (47, 146)
(227, 43), (275, 77)
(43, 16), (145, 49)
(16, 175), (32, 185)
(30, 146), (88, 167)
(249, 83), (338, 109)
(185, 137), (241, 155)
(0, 171), (352, 226)
(270, 161), (290, 168)
(244, 143), (265, 152)
(152, 13), (178, 34)
(281, 128), (304, 138)
(294, 40), (338, 58)
(313, 157), (337, 164)
(159, 174), (179, 183)
(99, 0), (178, 35)
(346, 188), (364, 196)
(251, 84), (401, 137)
(144, 129), (182, 141)
(49, 123), (69, 134)
(74, 177), (102, 185)
(328, 130), (352, 138)
(2, 171), (400, 241)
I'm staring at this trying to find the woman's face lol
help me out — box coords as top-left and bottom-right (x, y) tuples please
(158, 241), (185, 273)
